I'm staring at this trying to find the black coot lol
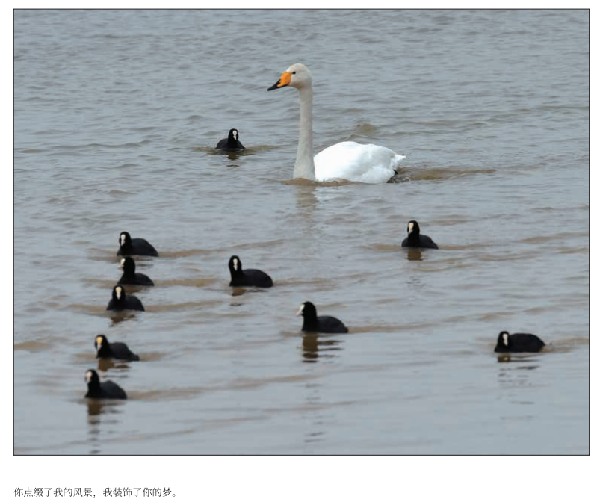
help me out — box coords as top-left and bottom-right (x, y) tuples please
(401, 220), (438, 249)
(106, 285), (145, 312)
(117, 257), (154, 286)
(84, 369), (127, 399)
(117, 231), (158, 257)
(228, 255), (273, 288)
(94, 334), (140, 361)
(297, 301), (348, 333)
(216, 128), (245, 151)
(494, 331), (545, 353)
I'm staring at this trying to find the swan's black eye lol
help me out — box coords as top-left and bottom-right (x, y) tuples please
(292, 71), (296, 75)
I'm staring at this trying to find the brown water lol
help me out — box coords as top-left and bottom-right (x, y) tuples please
(14, 10), (589, 454)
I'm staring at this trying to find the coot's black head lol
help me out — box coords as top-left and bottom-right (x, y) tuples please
(94, 334), (108, 351)
(228, 128), (239, 142)
(121, 256), (135, 275)
(85, 369), (100, 389)
(229, 255), (242, 274)
(497, 331), (511, 348)
(297, 301), (317, 320)
(119, 231), (132, 248)
(112, 285), (127, 302)
(407, 220), (420, 236)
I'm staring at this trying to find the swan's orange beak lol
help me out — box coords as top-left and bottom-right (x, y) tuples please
(267, 71), (292, 91)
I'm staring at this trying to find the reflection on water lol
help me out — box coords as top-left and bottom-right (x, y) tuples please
(223, 152), (244, 162)
(85, 396), (128, 418)
(406, 249), (423, 261)
(496, 354), (541, 365)
(109, 311), (137, 325)
(194, 145), (269, 158)
(303, 382), (327, 446)
(86, 399), (126, 455)
(302, 333), (343, 363)
(86, 399), (106, 417)
(86, 399), (104, 455)
(294, 186), (318, 260)
(97, 358), (133, 373)
(294, 185), (318, 214)
(230, 287), (273, 300)
(282, 178), (352, 187)
(497, 355), (541, 387)
(408, 167), (495, 181)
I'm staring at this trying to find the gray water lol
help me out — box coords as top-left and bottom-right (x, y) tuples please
(14, 10), (589, 454)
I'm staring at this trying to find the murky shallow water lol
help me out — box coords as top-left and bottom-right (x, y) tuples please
(14, 10), (588, 454)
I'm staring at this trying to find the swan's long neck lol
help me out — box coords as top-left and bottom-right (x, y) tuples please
(294, 86), (316, 180)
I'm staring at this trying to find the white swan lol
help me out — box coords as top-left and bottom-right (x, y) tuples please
(267, 63), (405, 183)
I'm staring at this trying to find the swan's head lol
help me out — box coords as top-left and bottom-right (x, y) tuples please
(267, 63), (312, 91)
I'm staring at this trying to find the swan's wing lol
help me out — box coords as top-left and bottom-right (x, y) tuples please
(314, 141), (405, 183)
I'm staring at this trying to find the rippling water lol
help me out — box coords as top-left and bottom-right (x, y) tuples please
(14, 10), (589, 454)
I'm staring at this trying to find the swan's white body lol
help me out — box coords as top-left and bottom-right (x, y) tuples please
(268, 63), (405, 183)
(315, 141), (405, 184)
